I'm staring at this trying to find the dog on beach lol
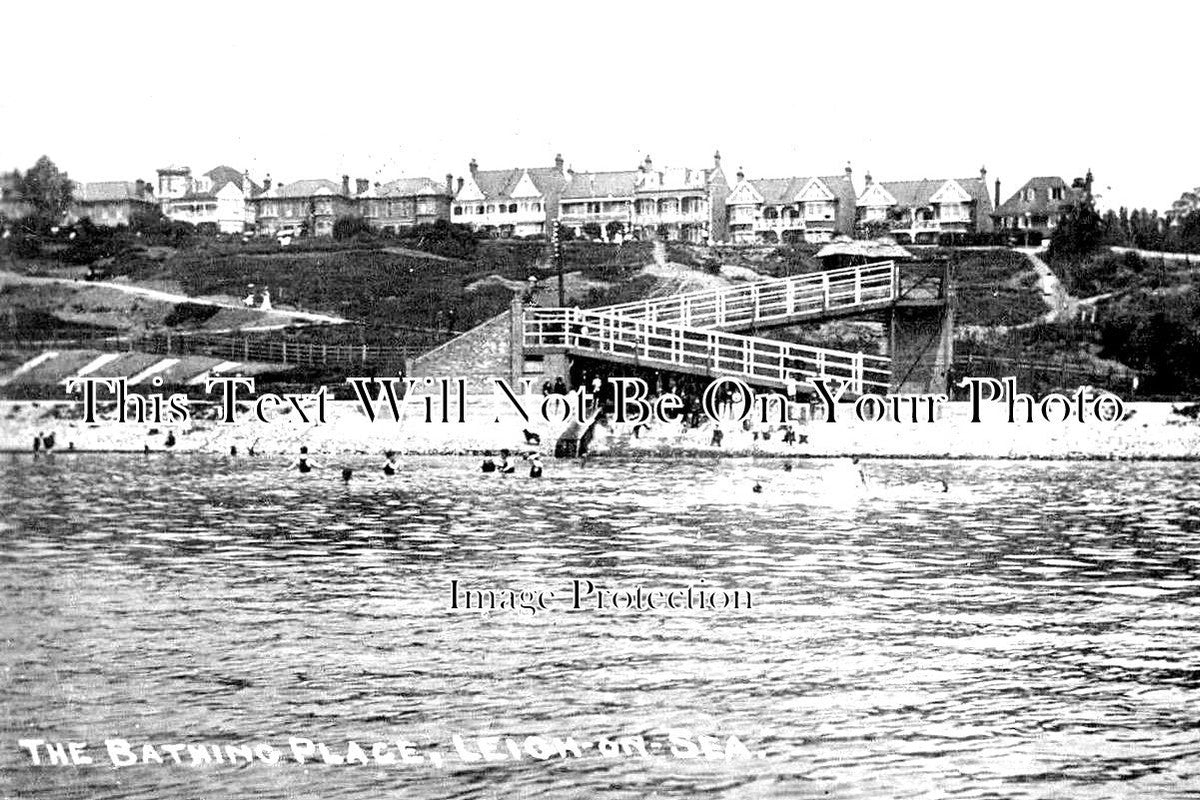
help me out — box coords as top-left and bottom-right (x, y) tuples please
(523, 429), (541, 445)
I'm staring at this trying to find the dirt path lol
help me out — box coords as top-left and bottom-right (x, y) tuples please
(1017, 248), (1078, 323)
(0, 269), (347, 325)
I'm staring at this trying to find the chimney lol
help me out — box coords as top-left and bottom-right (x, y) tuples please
(980, 165), (987, 183)
(714, 149), (721, 169)
(135, 179), (145, 198)
(374, 182), (381, 193)
(644, 155), (653, 171)
(341, 175), (350, 196)
(844, 161), (852, 179)
(263, 173), (272, 192)
(456, 177), (464, 193)
(995, 179), (1001, 210)
(865, 171), (873, 186)
(555, 153), (564, 172)
(445, 173), (454, 195)
(356, 178), (369, 195)
(469, 158), (478, 177)
(736, 166), (745, 182)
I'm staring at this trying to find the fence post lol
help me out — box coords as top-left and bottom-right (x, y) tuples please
(362, 344), (367, 365)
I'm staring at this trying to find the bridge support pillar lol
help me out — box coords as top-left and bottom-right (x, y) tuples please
(887, 301), (953, 395)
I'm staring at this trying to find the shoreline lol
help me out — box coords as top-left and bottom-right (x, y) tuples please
(3, 398), (1199, 461)
(5, 449), (1200, 462)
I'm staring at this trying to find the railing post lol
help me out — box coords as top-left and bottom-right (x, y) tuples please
(854, 269), (862, 305)
(822, 273), (830, 310)
(854, 352), (864, 396)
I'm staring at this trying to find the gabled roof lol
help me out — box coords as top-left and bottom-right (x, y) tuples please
(378, 177), (448, 198)
(994, 176), (1077, 217)
(206, 165), (260, 195)
(560, 170), (639, 200)
(174, 165), (262, 201)
(258, 179), (345, 199)
(730, 175), (854, 207)
(74, 181), (154, 203)
(465, 166), (567, 202)
(875, 177), (993, 214)
(635, 166), (712, 193)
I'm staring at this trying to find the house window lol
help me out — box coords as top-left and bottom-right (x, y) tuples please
(532, 202), (541, 212)
(1051, 186), (1064, 200)
(476, 205), (484, 214)
(498, 204), (506, 214)
(509, 203), (517, 213)
(587, 202), (600, 214)
(486, 204), (495, 213)
(454, 206), (463, 215)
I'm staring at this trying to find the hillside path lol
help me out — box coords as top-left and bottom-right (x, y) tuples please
(0, 269), (347, 325)
(1016, 248), (1078, 323)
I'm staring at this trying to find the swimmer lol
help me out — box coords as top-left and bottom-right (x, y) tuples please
(165, 431), (176, 448)
(939, 478), (949, 493)
(752, 482), (763, 494)
(341, 467), (353, 483)
(230, 445), (238, 457)
(783, 462), (793, 472)
(289, 446), (318, 474)
(498, 449), (516, 474)
(382, 450), (398, 476)
(529, 454), (543, 479)
(851, 456), (868, 487)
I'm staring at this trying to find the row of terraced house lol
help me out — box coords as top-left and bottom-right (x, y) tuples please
(2, 154), (1094, 244)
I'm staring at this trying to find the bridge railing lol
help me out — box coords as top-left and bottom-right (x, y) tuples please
(590, 260), (897, 329)
(524, 307), (891, 395)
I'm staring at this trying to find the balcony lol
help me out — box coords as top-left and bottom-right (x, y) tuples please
(756, 216), (804, 231)
(633, 210), (708, 225)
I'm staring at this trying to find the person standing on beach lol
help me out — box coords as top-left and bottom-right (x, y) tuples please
(381, 451), (399, 476)
(32, 433), (42, 454)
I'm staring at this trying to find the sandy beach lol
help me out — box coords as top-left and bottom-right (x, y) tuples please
(3, 395), (1199, 460)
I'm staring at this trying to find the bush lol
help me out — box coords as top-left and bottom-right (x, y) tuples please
(332, 215), (372, 241)
(393, 219), (479, 259)
(163, 302), (220, 327)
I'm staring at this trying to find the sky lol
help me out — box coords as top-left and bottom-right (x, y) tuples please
(3, 0), (1196, 211)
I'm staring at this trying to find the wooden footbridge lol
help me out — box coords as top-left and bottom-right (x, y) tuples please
(522, 260), (952, 396)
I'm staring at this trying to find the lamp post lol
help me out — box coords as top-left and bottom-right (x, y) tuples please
(552, 220), (565, 306)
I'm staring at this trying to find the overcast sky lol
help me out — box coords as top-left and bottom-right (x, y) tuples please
(3, 1), (1195, 210)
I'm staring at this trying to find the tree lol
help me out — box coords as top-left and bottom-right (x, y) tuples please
(1048, 170), (1104, 260)
(18, 156), (73, 224)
